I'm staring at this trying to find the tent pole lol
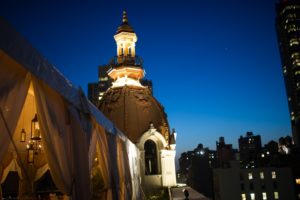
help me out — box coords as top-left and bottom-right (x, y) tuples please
(0, 109), (31, 183)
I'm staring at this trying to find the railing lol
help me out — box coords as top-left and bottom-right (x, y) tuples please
(108, 55), (143, 68)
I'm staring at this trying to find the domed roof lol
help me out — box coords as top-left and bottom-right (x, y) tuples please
(116, 11), (135, 34)
(98, 86), (170, 143)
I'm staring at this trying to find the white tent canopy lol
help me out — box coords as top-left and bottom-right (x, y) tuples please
(0, 17), (141, 200)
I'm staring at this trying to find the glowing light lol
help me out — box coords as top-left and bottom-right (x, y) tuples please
(248, 173), (253, 180)
(250, 193), (255, 200)
(260, 172), (264, 179)
(262, 192), (267, 200)
(296, 179), (300, 184)
(241, 194), (246, 200)
(272, 171), (276, 179)
(111, 76), (143, 88)
(274, 192), (279, 199)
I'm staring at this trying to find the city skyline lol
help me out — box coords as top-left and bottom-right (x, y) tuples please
(0, 0), (290, 155)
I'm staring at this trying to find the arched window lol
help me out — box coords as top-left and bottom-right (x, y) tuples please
(128, 47), (131, 55)
(144, 139), (158, 175)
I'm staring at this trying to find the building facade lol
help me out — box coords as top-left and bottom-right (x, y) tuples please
(276, 0), (300, 146)
(213, 161), (295, 200)
(239, 132), (262, 167)
(96, 11), (177, 196)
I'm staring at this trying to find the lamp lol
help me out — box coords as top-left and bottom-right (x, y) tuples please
(20, 128), (26, 142)
(31, 114), (41, 140)
(26, 114), (42, 164)
(27, 143), (34, 164)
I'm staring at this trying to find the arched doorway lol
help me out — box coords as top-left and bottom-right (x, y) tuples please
(144, 139), (158, 175)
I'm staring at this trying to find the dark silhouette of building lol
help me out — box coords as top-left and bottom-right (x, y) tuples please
(238, 132), (262, 167)
(276, 0), (300, 146)
(178, 144), (216, 199)
(216, 137), (234, 167)
(88, 65), (112, 106)
(178, 133), (300, 200)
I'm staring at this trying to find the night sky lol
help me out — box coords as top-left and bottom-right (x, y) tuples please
(1, 0), (290, 156)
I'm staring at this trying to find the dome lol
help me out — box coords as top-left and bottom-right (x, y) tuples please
(98, 86), (170, 143)
(116, 11), (135, 34)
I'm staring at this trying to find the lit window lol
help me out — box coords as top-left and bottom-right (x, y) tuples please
(296, 178), (300, 184)
(262, 192), (267, 200)
(274, 192), (279, 199)
(248, 173), (253, 180)
(288, 24), (297, 33)
(291, 52), (300, 58)
(290, 38), (300, 46)
(283, 66), (287, 74)
(241, 193), (246, 200)
(99, 77), (108, 81)
(250, 193), (255, 200)
(272, 171), (276, 179)
(260, 172), (264, 179)
(292, 116), (295, 120)
(295, 71), (300, 75)
(293, 59), (300, 66)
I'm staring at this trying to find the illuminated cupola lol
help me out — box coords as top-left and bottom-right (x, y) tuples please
(108, 11), (145, 88)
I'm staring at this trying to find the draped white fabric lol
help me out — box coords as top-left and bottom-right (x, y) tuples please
(0, 53), (30, 200)
(0, 48), (141, 200)
(32, 77), (74, 196)
(125, 140), (141, 200)
(89, 120), (113, 200)
(0, 159), (22, 184)
(68, 106), (91, 200)
(0, 51), (30, 161)
(34, 164), (49, 181)
(107, 134), (120, 200)
(116, 137), (132, 200)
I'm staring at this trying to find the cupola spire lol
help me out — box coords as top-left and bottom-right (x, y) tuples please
(122, 11), (128, 23)
(108, 11), (144, 88)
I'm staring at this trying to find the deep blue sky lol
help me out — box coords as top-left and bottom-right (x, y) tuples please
(1, 0), (290, 156)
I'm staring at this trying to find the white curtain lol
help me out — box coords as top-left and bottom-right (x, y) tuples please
(0, 159), (23, 184)
(34, 164), (49, 181)
(0, 164), (2, 198)
(89, 120), (113, 200)
(32, 77), (74, 196)
(107, 134), (119, 200)
(116, 138), (133, 200)
(68, 105), (91, 200)
(0, 55), (31, 200)
(125, 140), (140, 200)
(0, 56), (30, 161)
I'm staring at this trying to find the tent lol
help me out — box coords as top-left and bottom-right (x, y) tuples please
(0, 17), (141, 200)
